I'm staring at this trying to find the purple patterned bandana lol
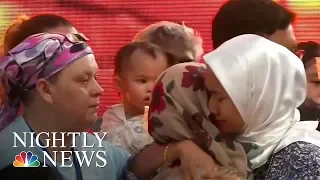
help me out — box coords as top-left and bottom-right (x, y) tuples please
(0, 33), (94, 131)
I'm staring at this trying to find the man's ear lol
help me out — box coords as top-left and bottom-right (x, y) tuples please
(36, 79), (54, 104)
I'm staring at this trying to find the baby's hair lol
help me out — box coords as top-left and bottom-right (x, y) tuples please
(133, 21), (203, 63)
(114, 42), (167, 77)
(295, 41), (320, 66)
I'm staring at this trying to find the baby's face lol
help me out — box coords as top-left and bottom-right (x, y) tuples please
(121, 49), (169, 115)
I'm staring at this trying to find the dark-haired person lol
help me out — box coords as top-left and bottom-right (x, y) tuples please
(100, 42), (168, 155)
(212, 0), (297, 50)
(295, 41), (320, 127)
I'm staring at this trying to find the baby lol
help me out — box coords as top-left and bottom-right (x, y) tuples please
(100, 42), (169, 154)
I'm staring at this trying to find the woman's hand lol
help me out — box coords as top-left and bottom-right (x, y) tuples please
(128, 141), (240, 180)
(169, 140), (238, 180)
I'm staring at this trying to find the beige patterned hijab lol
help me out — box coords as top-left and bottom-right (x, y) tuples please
(148, 62), (247, 179)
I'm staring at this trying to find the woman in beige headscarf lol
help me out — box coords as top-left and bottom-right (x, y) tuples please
(148, 62), (248, 180)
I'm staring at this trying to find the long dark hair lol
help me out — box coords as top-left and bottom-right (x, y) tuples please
(212, 0), (295, 49)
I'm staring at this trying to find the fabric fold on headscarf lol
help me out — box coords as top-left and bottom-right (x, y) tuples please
(204, 34), (320, 170)
(0, 33), (93, 131)
(148, 62), (247, 180)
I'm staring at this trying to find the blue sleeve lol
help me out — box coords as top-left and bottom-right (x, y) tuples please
(104, 142), (138, 180)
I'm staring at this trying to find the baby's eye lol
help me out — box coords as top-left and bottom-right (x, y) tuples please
(137, 79), (147, 83)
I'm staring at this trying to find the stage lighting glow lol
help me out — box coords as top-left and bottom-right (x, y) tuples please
(288, 0), (320, 11)
(0, 2), (18, 38)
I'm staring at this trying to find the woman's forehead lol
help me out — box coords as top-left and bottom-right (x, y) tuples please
(46, 26), (78, 35)
(204, 67), (223, 90)
(61, 54), (98, 75)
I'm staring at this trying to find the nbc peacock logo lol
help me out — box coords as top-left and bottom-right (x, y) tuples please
(13, 151), (40, 167)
